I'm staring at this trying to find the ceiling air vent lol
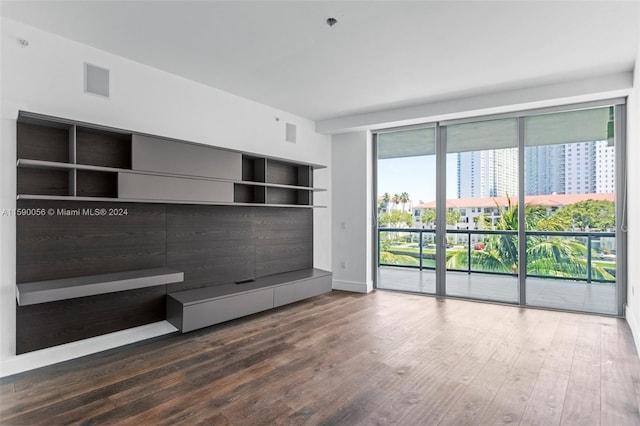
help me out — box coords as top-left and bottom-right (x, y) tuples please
(286, 122), (297, 144)
(84, 63), (110, 98)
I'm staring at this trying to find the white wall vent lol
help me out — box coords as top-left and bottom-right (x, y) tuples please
(286, 122), (297, 143)
(84, 63), (110, 98)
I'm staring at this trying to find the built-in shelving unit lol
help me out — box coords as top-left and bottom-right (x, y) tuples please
(17, 268), (184, 306)
(233, 155), (318, 206)
(16, 111), (327, 208)
(15, 110), (331, 354)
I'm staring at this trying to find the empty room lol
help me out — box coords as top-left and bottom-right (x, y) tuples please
(1, 1), (640, 424)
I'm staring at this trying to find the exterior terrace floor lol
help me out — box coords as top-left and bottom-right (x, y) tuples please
(378, 266), (617, 315)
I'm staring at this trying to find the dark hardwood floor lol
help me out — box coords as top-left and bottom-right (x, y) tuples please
(1, 290), (640, 425)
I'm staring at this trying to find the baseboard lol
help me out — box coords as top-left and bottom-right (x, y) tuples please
(626, 304), (640, 357)
(0, 321), (177, 378)
(332, 279), (372, 293)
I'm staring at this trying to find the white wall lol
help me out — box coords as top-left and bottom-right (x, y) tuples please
(625, 5), (640, 355)
(317, 72), (633, 134)
(331, 131), (373, 293)
(0, 18), (331, 376)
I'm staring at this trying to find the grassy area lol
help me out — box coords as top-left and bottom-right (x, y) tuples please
(594, 260), (616, 269)
(388, 246), (434, 255)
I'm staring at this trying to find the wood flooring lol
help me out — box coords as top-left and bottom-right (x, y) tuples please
(1, 290), (640, 425)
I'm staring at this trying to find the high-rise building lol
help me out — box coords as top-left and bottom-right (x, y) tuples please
(595, 140), (616, 193)
(564, 141), (596, 194)
(525, 145), (565, 195)
(460, 141), (615, 198)
(457, 148), (519, 198)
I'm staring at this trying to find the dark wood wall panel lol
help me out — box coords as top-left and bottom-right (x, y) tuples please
(16, 200), (166, 283)
(16, 200), (167, 353)
(76, 128), (131, 169)
(166, 205), (255, 292)
(16, 202), (313, 353)
(254, 208), (313, 277)
(17, 122), (70, 163)
(16, 286), (166, 354)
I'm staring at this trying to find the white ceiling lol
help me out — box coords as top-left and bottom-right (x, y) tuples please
(2, 1), (638, 121)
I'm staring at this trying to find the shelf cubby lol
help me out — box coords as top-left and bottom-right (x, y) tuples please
(265, 187), (311, 206)
(242, 156), (266, 183)
(266, 160), (311, 187)
(76, 127), (132, 169)
(76, 170), (119, 198)
(234, 183), (266, 204)
(17, 120), (73, 163)
(17, 167), (72, 196)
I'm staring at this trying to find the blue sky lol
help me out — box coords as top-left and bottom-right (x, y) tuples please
(378, 154), (460, 204)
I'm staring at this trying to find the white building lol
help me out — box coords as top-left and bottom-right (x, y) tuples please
(595, 140), (616, 193)
(565, 141), (597, 194)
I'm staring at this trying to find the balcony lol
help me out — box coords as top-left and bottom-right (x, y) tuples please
(378, 228), (617, 315)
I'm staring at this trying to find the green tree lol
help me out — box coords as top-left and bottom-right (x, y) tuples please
(549, 200), (615, 231)
(474, 213), (490, 229)
(447, 209), (461, 226)
(447, 199), (613, 280)
(379, 210), (413, 227)
(420, 208), (460, 226)
(421, 208), (436, 226)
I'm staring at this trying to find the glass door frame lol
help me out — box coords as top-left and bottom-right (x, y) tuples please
(372, 122), (438, 291)
(374, 98), (627, 316)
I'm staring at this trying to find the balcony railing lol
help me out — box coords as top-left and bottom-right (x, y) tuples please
(378, 227), (616, 284)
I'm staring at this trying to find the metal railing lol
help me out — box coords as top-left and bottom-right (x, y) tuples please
(378, 227), (616, 283)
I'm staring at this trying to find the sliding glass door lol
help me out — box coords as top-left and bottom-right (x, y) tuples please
(524, 106), (618, 314)
(443, 119), (519, 303)
(374, 100), (625, 315)
(376, 126), (436, 294)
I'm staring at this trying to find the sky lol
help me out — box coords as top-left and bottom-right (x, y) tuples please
(377, 154), (459, 204)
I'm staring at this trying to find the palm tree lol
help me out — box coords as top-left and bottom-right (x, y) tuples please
(447, 198), (614, 280)
(381, 192), (390, 212)
(392, 194), (401, 210)
(400, 192), (410, 212)
(379, 251), (419, 266)
(473, 213), (490, 229)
